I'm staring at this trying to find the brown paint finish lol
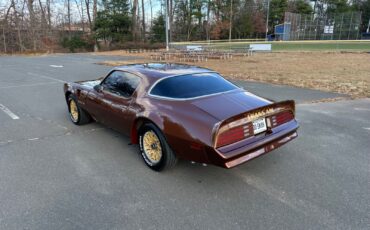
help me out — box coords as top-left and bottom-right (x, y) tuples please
(63, 63), (299, 168)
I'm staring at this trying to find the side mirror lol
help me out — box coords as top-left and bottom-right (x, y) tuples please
(94, 84), (102, 92)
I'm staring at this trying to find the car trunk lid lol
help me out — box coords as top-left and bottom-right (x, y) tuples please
(191, 91), (272, 121)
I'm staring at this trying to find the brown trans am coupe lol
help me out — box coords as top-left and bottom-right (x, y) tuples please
(64, 63), (299, 171)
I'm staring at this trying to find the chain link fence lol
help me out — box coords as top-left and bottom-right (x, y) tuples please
(281, 12), (362, 41)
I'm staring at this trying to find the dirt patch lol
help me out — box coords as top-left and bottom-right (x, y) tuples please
(96, 51), (370, 98)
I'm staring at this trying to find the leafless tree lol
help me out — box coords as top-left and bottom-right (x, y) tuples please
(85, 0), (92, 29)
(132, 0), (138, 41)
(141, 0), (145, 41)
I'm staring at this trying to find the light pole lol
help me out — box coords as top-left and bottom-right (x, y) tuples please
(265, 0), (270, 41)
(165, 0), (169, 51)
(229, 0), (233, 42)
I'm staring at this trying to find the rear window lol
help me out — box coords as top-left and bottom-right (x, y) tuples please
(150, 73), (237, 99)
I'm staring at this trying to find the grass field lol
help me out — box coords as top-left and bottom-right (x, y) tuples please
(172, 40), (370, 52)
(98, 51), (370, 98)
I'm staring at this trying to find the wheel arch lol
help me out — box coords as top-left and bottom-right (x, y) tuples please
(130, 115), (164, 144)
(65, 91), (72, 102)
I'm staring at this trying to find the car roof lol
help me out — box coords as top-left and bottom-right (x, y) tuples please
(113, 63), (215, 79)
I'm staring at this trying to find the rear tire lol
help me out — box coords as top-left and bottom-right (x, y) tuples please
(138, 123), (177, 171)
(67, 95), (91, 125)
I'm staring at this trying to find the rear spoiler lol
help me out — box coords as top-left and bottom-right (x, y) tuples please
(216, 100), (296, 134)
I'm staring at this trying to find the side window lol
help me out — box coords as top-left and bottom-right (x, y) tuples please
(116, 72), (140, 97)
(102, 71), (140, 97)
(102, 71), (120, 93)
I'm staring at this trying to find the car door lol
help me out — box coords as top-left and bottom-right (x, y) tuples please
(87, 70), (141, 134)
(85, 71), (116, 124)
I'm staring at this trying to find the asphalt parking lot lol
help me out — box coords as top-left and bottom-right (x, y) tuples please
(0, 54), (369, 230)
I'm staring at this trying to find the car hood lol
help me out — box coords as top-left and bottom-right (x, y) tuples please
(191, 91), (272, 121)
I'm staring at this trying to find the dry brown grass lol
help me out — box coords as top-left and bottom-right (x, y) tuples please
(96, 50), (370, 98)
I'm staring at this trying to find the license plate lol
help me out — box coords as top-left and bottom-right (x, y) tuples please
(253, 118), (267, 134)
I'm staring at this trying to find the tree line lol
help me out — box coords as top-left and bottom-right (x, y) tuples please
(0, 0), (369, 53)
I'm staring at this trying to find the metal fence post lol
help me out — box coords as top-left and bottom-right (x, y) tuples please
(356, 12), (361, 40)
(347, 11), (353, 40)
(339, 14), (344, 40)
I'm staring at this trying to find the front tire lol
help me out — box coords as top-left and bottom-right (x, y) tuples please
(67, 95), (91, 125)
(138, 123), (177, 171)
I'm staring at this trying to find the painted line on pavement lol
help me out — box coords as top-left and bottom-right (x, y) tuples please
(49, 65), (64, 68)
(27, 72), (66, 83)
(0, 82), (59, 89)
(0, 104), (20, 119)
(354, 108), (370, 112)
(0, 140), (13, 146)
(28, 138), (40, 141)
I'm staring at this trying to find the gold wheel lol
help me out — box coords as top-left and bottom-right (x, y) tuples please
(69, 100), (79, 122)
(143, 130), (162, 164)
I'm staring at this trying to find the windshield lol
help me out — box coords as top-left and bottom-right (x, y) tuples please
(149, 73), (238, 99)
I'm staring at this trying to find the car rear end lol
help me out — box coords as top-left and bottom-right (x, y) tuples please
(206, 100), (299, 168)
(145, 70), (298, 168)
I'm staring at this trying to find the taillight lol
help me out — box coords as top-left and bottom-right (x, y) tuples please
(216, 124), (253, 148)
(270, 111), (294, 128)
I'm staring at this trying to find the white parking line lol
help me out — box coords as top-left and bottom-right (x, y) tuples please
(0, 82), (59, 89)
(0, 104), (20, 120)
(0, 140), (13, 145)
(49, 65), (64, 68)
(27, 72), (66, 83)
(354, 108), (370, 112)
(28, 138), (39, 141)
(364, 127), (370, 131)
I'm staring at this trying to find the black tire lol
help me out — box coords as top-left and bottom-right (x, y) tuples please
(67, 95), (91, 125)
(138, 123), (177, 171)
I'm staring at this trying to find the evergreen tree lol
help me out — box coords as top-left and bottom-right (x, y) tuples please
(150, 14), (166, 42)
(269, 0), (288, 28)
(94, 0), (131, 44)
(326, 0), (352, 14)
(292, 0), (313, 15)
